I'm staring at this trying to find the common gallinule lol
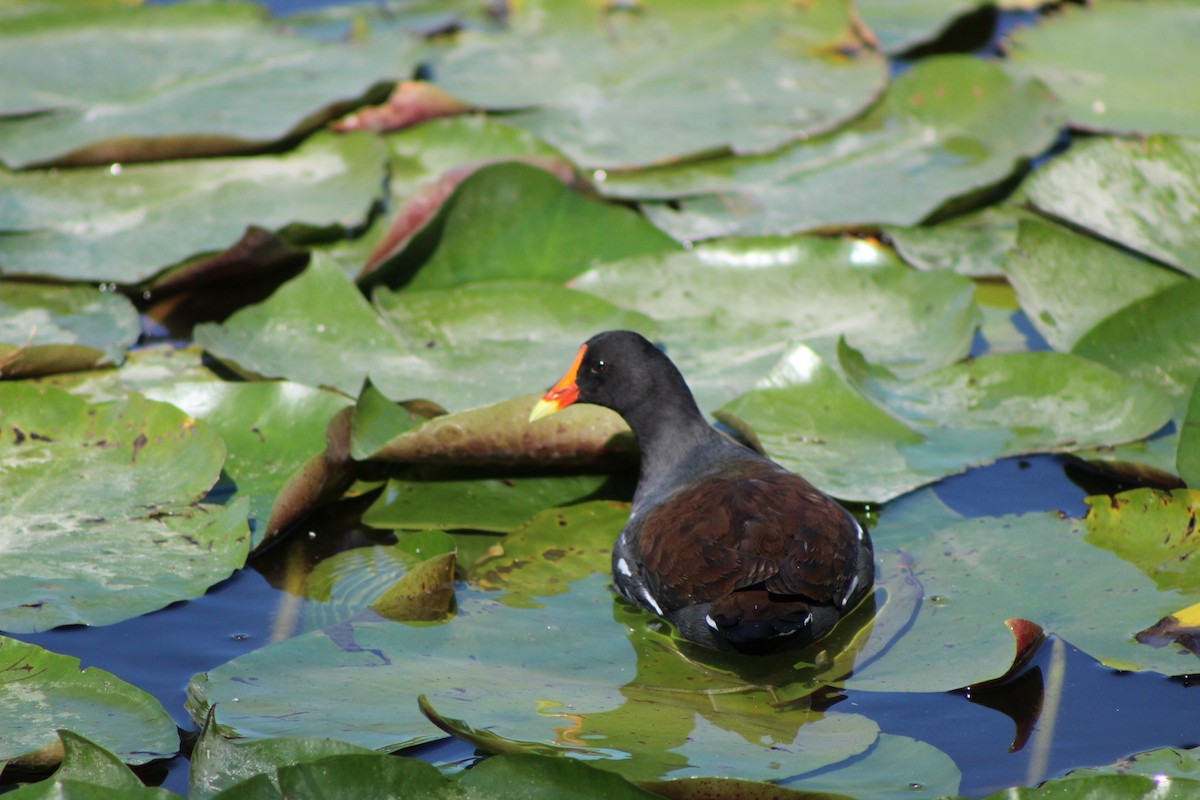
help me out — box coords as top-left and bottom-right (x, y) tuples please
(530, 330), (874, 655)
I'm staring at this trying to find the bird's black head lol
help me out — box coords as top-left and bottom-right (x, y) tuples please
(529, 330), (693, 423)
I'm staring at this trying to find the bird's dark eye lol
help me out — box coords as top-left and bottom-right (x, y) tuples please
(591, 360), (608, 375)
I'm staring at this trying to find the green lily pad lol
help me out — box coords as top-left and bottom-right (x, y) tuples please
(1066, 744), (1200, 782)
(370, 281), (657, 409)
(717, 344), (929, 503)
(0, 131), (387, 285)
(468, 502), (629, 607)
(1005, 0), (1200, 138)
(574, 236), (980, 409)
(1181, 381), (1200, 488)
(4, 730), (180, 799)
(359, 395), (635, 470)
(195, 255), (401, 396)
(0, 283), (139, 378)
(1072, 279), (1200, 408)
(840, 342), (1175, 473)
(1083, 489), (1200, 595)
(383, 162), (678, 291)
(886, 204), (1033, 279)
(845, 494), (1200, 691)
(0, 637), (178, 767)
(364, 474), (612, 534)
(423, 0), (888, 169)
(1002, 219), (1187, 352)
(141, 381), (354, 548)
(0, 382), (249, 632)
(0, 1), (409, 168)
(986, 773), (1200, 800)
(600, 56), (1063, 240)
(187, 503), (880, 783)
(783, 734), (961, 800)
(855, 0), (990, 54)
(331, 117), (570, 281)
(1024, 135), (1200, 278)
(190, 708), (377, 800)
(32, 344), (222, 403)
(198, 255), (658, 410)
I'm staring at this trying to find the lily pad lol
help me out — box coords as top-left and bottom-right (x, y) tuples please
(382, 162), (678, 291)
(0, 637), (178, 767)
(1005, 0), (1200, 138)
(422, 0), (888, 169)
(358, 394), (635, 470)
(1023, 135), (1200, 278)
(364, 474), (613, 534)
(190, 708), (377, 800)
(198, 255), (658, 410)
(600, 56), (1063, 240)
(187, 503), (880, 783)
(0, 1), (409, 167)
(783, 734), (962, 800)
(4, 730), (179, 799)
(1066, 743), (1200, 782)
(370, 281), (657, 409)
(468, 502), (628, 607)
(886, 204), (1033, 279)
(844, 493), (1200, 691)
(573, 236), (980, 409)
(1072, 279), (1200, 408)
(0, 382), (249, 632)
(1001, 219), (1187, 352)
(0, 131), (387, 286)
(1083, 489), (1200, 595)
(840, 342), (1175, 475)
(717, 344), (930, 503)
(987, 773), (1200, 800)
(1181, 381), (1200, 488)
(855, 0), (990, 54)
(141, 381), (354, 547)
(32, 344), (222, 403)
(0, 283), (139, 378)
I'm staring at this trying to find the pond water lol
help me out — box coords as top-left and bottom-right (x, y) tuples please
(6, 452), (1195, 797)
(4, 0), (1196, 796)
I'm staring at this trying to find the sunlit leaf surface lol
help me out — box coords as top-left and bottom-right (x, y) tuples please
(0, 638), (178, 766)
(0, 283), (138, 378)
(0, 132), (386, 285)
(0, 2), (411, 168)
(0, 383), (249, 632)
(422, 0), (888, 169)
(1005, 0), (1200, 138)
(601, 57), (1063, 239)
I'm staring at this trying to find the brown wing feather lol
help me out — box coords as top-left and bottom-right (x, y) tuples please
(633, 462), (859, 613)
